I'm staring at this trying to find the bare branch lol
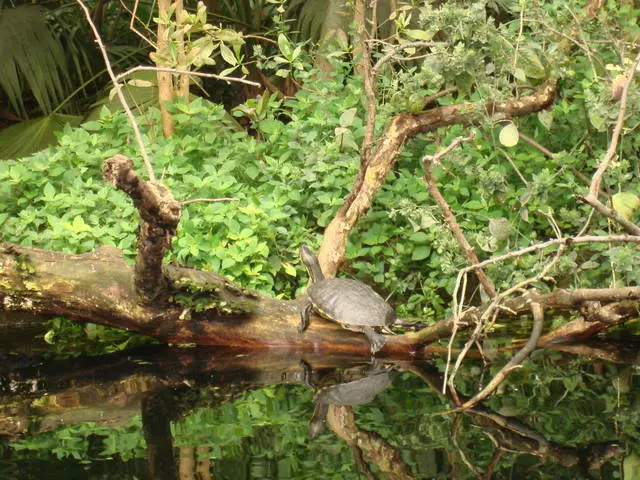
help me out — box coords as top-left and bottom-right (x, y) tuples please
(115, 66), (261, 89)
(587, 50), (640, 198)
(458, 234), (640, 276)
(371, 41), (435, 75)
(320, 81), (557, 277)
(518, 132), (554, 158)
(576, 195), (640, 236)
(120, 0), (156, 48)
(180, 198), (239, 206)
(75, 0), (156, 182)
(406, 286), (640, 348)
(422, 135), (497, 298)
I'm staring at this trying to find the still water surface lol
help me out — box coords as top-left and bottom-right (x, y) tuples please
(1, 342), (637, 479)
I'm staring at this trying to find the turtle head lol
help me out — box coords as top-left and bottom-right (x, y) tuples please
(300, 245), (325, 283)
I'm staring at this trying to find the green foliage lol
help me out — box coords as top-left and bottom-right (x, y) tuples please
(10, 416), (145, 461)
(42, 316), (157, 358)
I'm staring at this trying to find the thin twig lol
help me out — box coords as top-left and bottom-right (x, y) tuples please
(565, 6), (599, 80)
(180, 198), (239, 206)
(445, 318), (483, 396)
(115, 66), (261, 87)
(518, 132), (553, 158)
(424, 136), (499, 394)
(576, 208), (596, 237)
(447, 218), (567, 394)
(512, 2), (526, 73)
(498, 147), (528, 185)
(76, 0), (156, 182)
(357, 1), (375, 165)
(423, 135), (473, 164)
(121, 0), (156, 48)
(422, 86), (459, 107)
(451, 415), (483, 477)
(371, 41), (435, 75)
(523, 18), (606, 73)
(457, 234), (640, 276)
(587, 49), (640, 198)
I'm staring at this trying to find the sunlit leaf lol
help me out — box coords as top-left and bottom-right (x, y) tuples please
(44, 330), (56, 344)
(612, 192), (640, 220)
(219, 42), (237, 66)
(277, 33), (292, 57)
(283, 263), (297, 277)
(538, 110), (553, 130)
(339, 108), (358, 127)
(499, 123), (519, 147)
(404, 29), (433, 41)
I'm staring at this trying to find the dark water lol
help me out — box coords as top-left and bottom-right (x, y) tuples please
(1, 342), (638, 479)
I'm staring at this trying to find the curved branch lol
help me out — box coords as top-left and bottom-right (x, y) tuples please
(319, 82), (557, 276)
(587, 50), (640, 198)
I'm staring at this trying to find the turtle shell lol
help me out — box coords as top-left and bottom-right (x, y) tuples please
(307, 278), (396, 329)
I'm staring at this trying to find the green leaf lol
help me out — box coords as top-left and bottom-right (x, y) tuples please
(258, 119), (283, 134)
(411, 245), (431, 261)
(43, 183), (56, 201)
(63, 215), (92, 233)
(277, 33), (292, 58)
(404, 29), (433, 41)
(219, 42), (237, 66)
(624, 453), (640, 480)
(612, 192), (640, 220)
(283, 262), (297, 277)
(518, 44), (548, 79)
(409, 231), (431, 243)
(0, 5), (72, 117)
(464, 200), (484, 210)
(81, 121), (102, 132)
(0, 114), (82, 160)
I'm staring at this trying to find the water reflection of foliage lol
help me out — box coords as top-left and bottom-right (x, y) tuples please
(4, 348), (638, 478)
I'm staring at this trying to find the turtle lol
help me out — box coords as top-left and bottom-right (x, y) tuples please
(298, 245), (396, 354)
(308, 363), (397, 438)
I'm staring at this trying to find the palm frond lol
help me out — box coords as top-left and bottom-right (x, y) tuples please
(0, 5), (72, 117)
(0, 113), (82, 160)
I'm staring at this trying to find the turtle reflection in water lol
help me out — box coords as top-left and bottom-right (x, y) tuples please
(298, 245), (396, 354)
(308, 364), (397, 438)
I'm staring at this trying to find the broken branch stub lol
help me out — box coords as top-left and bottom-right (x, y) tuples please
(103, 155), (181, 301)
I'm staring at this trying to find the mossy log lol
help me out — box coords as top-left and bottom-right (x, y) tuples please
(0, 242), (423, 356)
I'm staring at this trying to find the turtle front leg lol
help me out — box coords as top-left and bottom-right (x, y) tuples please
(299, 303), (312, 333)
(363, 327), (387, 355)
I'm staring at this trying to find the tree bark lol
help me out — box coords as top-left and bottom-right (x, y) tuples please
(156, 0), (176, 137)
